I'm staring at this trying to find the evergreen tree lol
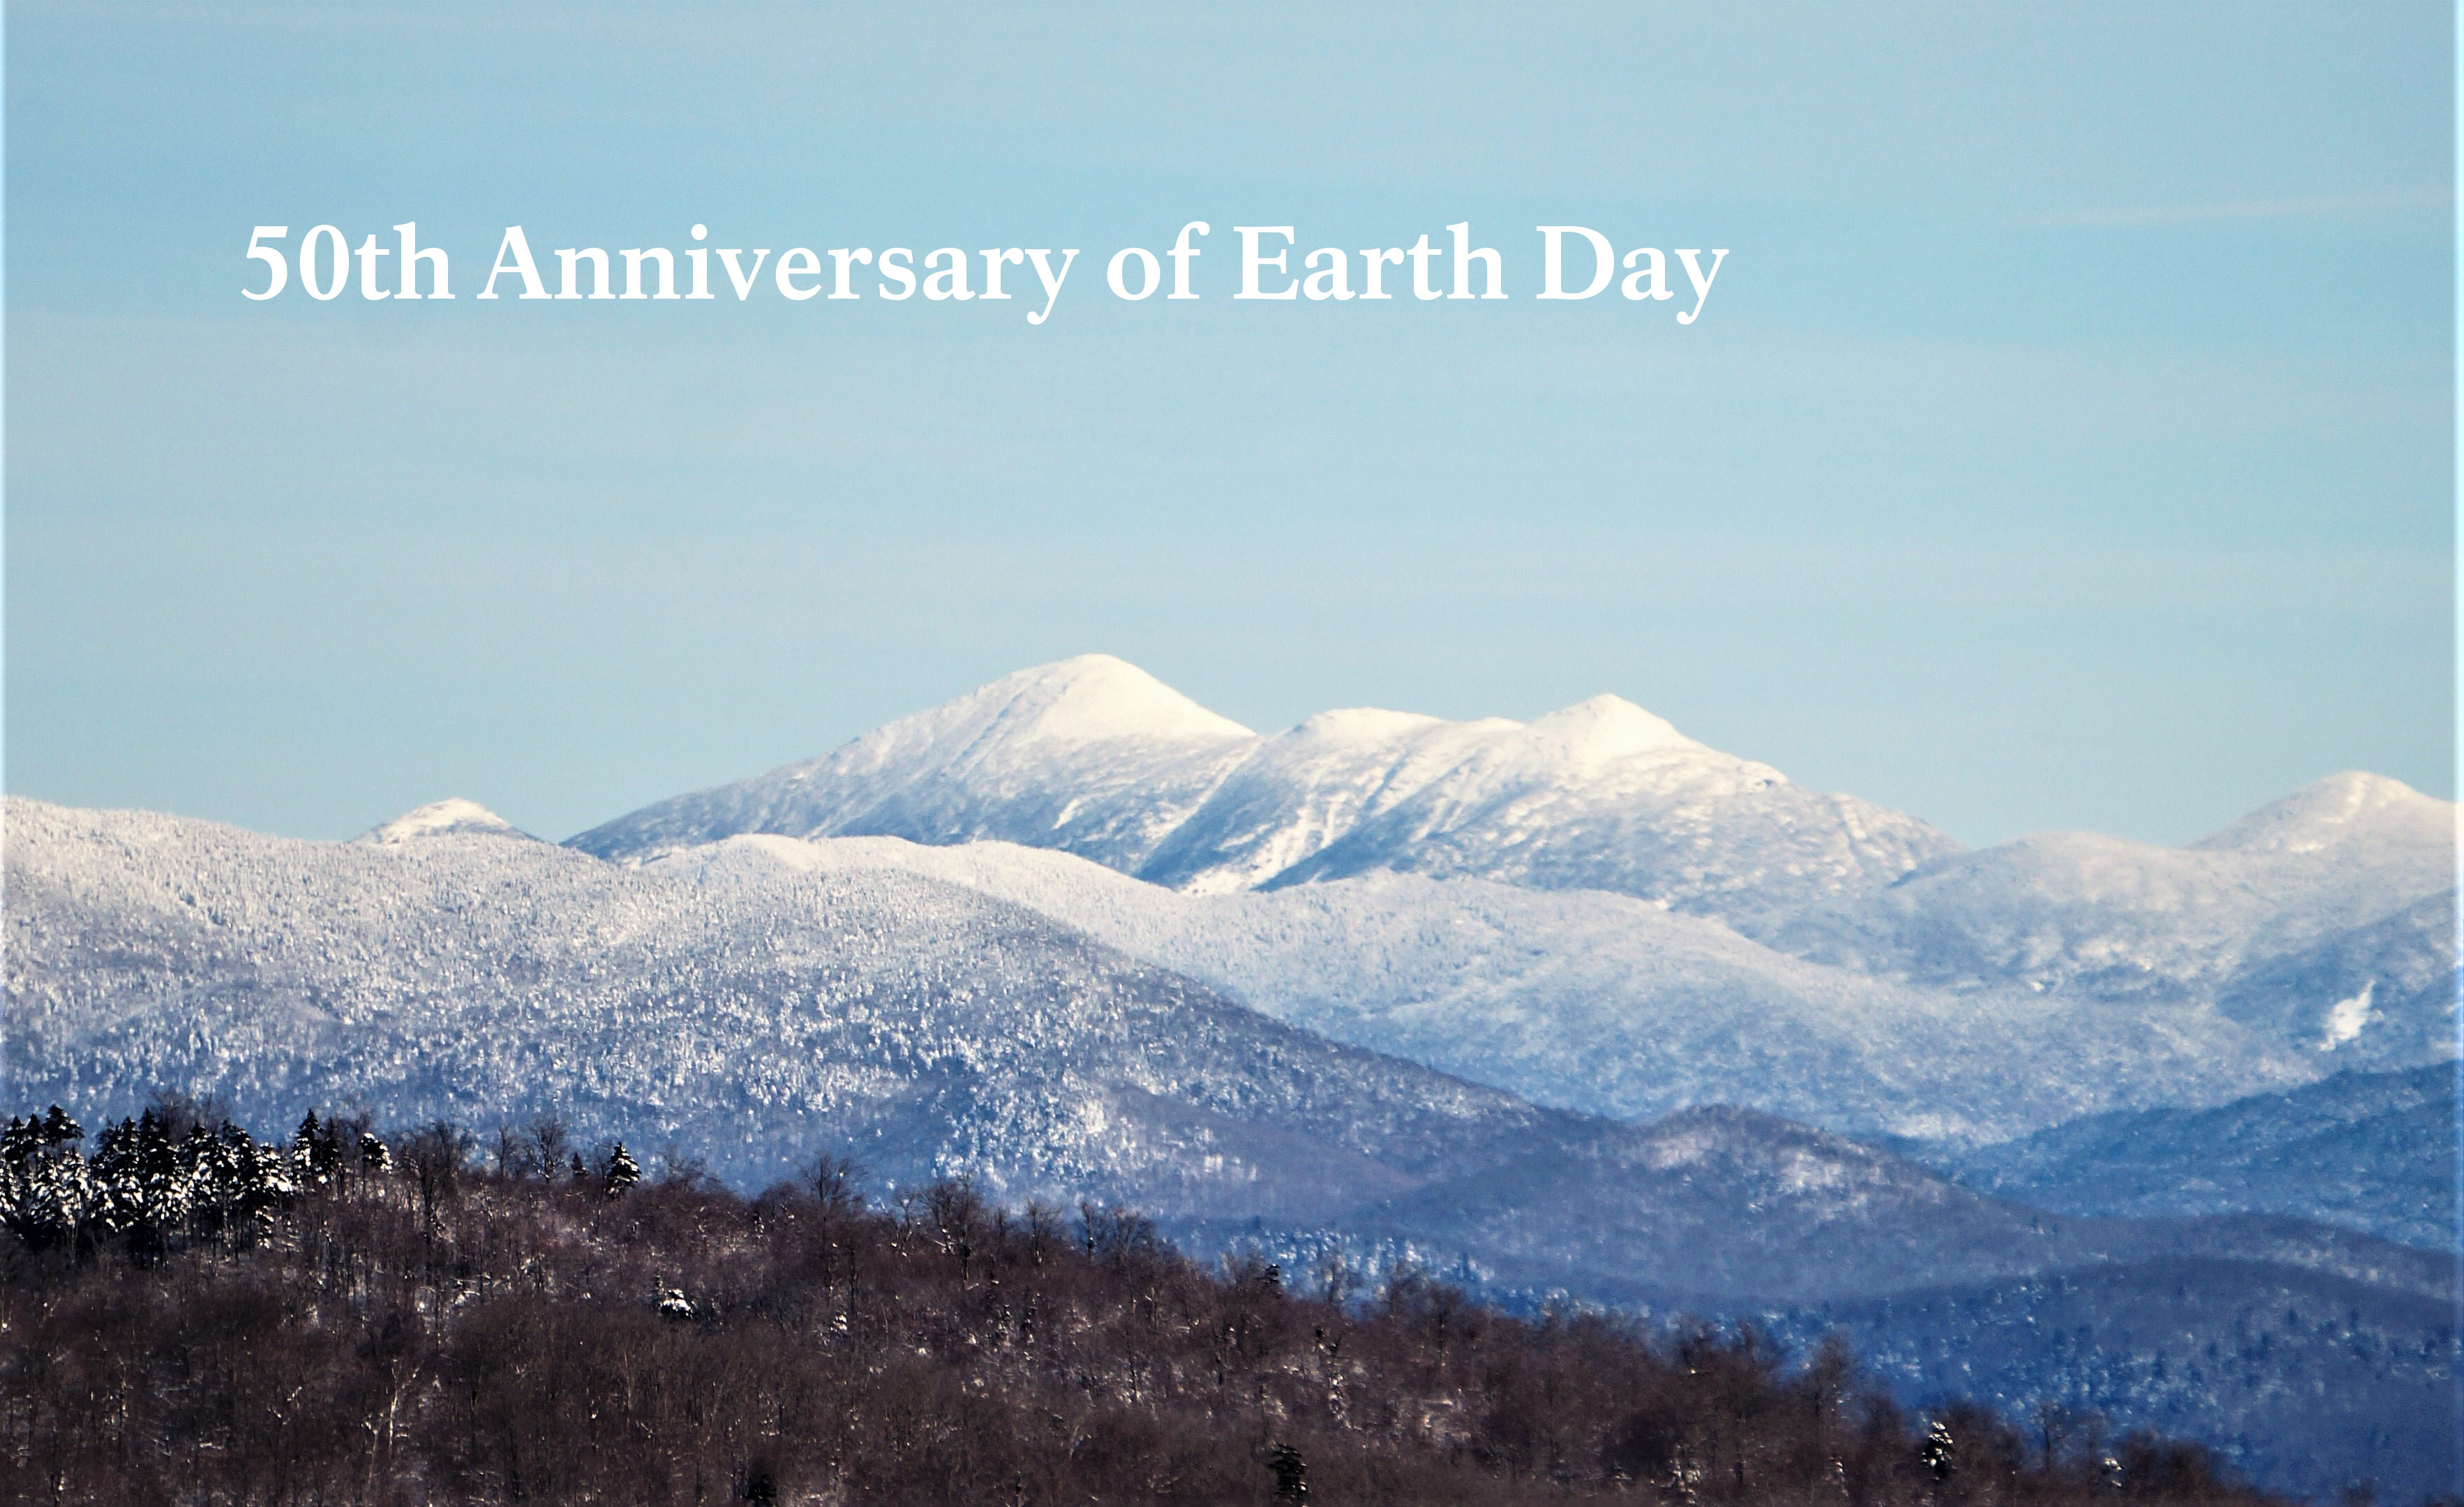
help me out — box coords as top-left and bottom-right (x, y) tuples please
(603, 1141), (641, 1198)
(1269, 1443), (1308, 1501)
(292, 1110), (342, 1189)
(188, 1123), (234, 1240)
(93, 1111), (188, 1256)
(225, 1122), (292, 1240)
(0, 1108), (89, 1249)
(1919, 1418), (1956, 1482)
(1, 1106), (83, 1164)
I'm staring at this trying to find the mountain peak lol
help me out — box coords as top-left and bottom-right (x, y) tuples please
(2188, 771), (2454, 858)
(354, 798), (532, 846)
(1523, 694), (1703, 761)
(943, 655), (1255, 749)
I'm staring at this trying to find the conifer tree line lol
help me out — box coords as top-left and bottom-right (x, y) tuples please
(1, 1095), (2286, 1506)
(0, 1097), (648, 1261)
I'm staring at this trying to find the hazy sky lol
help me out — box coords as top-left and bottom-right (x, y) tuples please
(6, 2), (2452, 847)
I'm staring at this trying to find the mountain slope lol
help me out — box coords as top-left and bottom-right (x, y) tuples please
(1929, 1064), (2459, 1249)
(1338, 1105), (2451, 1307)
(2215, 889), (2458, 1067)
(1788, 772), (2454, 1010)
(650, 833), (2324, 1143)
(1765, 1259), (2462, 1504)
(3, 796), (1565, 1213)
(564, 658), (1259, 876)
(1249, 694), (1948, 932)
(569, 655), (1962, 935)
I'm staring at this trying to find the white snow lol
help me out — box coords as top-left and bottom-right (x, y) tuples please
(2190, 771), (2451, 859)
(567, 658), (2455, 1118)
(2320, 980), (2377, 1051)
(353, 798), (530, 845)
(648, 829), (2363, 1143)
(2, 794), (1551, 1208)
(1795, 776), (2456, 1002)
(570, 655), (1955, 935)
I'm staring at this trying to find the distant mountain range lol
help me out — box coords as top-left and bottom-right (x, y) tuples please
(570, 654), (2454, 1143)
(568, 655), (1957, 936)
(14, 794), (2437, 1289)
(6, 654), (2456, 1499)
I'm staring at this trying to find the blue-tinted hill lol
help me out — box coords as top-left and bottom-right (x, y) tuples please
(1932, 1065), (2458, 1251)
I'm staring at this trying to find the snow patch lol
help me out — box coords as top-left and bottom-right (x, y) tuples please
(1778, 1149), (1852, 1195)
(2319, 979), (2377, 1051)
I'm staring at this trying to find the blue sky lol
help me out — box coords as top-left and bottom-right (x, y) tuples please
(6, 2), (2452, 846)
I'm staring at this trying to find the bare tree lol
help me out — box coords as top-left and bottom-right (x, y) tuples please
(523, 1115), (571, 1182)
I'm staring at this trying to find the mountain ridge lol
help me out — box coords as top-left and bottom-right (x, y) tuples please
(567, 655), (1963, 935)
(651, 830), (2342, 1145)
(565, 660), (2452, 1016)
(1925, 1063), (2460, 1249)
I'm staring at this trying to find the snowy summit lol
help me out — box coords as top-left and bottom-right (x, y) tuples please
(354, 797), (534, 846)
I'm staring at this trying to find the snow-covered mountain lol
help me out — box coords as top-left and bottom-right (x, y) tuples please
(567, 657), (1260, 878)
(549, 654), (2461, 1166)
(1785, 771), (2453, 999)
(354, 796), (539, 846)
(570, 659), (2452, 1064)
(569, 655), (1959, 935)
(1760, 771), (2458, 1084)
(647, 833), (2324, 1143)
(4, 794), (2434, 1303)
(10, 794), (2456, 1500)
(1, 797), (1560, 1215)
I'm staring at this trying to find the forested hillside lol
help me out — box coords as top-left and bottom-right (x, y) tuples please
(0, 1099), (2283, 1507)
